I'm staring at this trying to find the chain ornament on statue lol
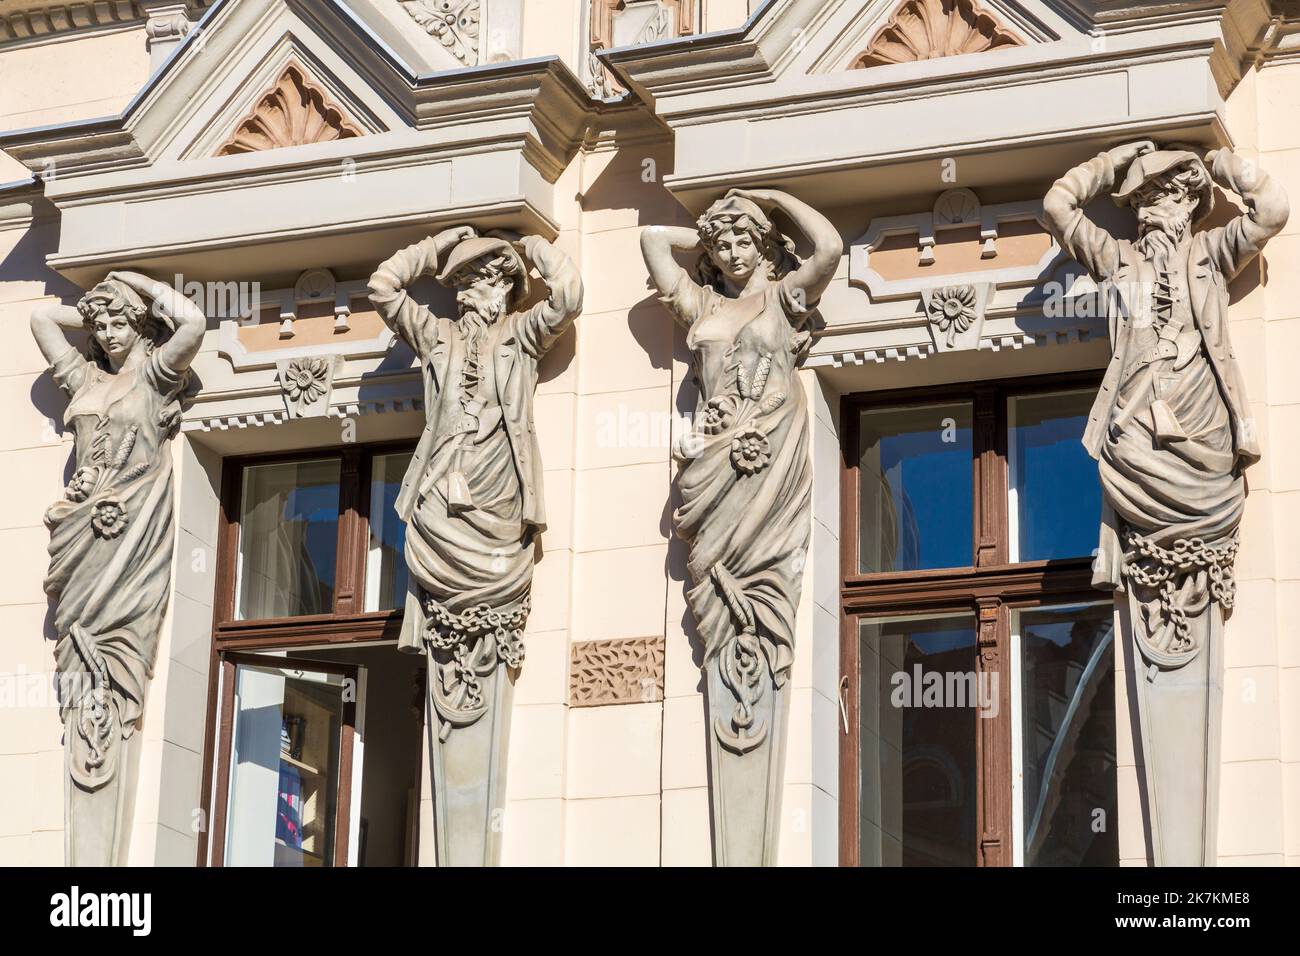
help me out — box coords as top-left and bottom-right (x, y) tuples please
(422, 593), (529, 739)
(1122, 530), (1238, 675)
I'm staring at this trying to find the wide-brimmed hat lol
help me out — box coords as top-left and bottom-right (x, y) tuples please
(435, 236), (530, 304)
(1112, 149), (1215, 223)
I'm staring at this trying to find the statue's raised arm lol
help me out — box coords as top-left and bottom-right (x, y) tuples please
(640, 187), (841, 866)
(32, 271), (204, 865)
(1043, 142), (1287, 866)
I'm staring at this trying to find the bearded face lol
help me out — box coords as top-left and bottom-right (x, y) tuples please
(1132, 171), (1200, 261)
(451, 258), (513, 326)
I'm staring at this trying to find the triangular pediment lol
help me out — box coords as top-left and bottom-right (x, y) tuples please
(602, 0), (1068, 93)
(805, 0), (1055, 75)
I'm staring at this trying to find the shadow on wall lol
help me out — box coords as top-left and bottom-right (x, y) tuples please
(579, 132), (685, 230)
(2, 198), (79, 645)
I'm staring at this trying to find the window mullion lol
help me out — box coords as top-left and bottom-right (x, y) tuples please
(975, 597), (1011, 867)
(333, 449), (363, 615)
(973, 385), (1004, 569)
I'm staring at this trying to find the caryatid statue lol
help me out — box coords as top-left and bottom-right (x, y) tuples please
(642, 188), (841, 866)
(368, 226), (581, 866)
(1043, 142), (1288, 865)
(30, 272), (205, 865)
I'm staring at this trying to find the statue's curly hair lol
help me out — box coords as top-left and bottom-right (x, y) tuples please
(78, 279), (167, 370)
(693, 201), (801, 293)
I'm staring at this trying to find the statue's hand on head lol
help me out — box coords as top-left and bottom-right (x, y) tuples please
(1105, 140), (1156, 173)
(431, 225), (478, 260)
(725, 187), (779, 211)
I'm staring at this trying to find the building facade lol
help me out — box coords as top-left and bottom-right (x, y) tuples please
(0, 0), (1296, 866)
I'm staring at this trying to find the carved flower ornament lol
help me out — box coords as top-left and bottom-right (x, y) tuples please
(928, 285), (978, 347)
(730, 426), (772, 476)
(64, 467), (100, 503)
(285, 357), (329, 407)
(700, 395), (740, 436)
(91, 497), (128, 539)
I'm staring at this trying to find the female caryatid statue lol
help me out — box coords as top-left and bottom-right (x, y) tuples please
(31, 272), (205, 865)
(368, 225), (581, 866)
(1044, 142), (1288, 865)
(642, 189), (841, 866)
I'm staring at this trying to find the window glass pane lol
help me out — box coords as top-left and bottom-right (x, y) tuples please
(859, 614), (979, 866)
(1016, 603), (1117, 867)
(1008, 390), (1100, 562)
(858, 402), (973, 573)
(224, 662), (347, 867)
(236, 459), (341, 620)
(365, 452), (413, 612)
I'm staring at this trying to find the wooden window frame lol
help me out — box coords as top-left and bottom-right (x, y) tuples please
(197, 440), (416, 867)
(209, 651), (359, 868)
(837, 371), (1103, 867)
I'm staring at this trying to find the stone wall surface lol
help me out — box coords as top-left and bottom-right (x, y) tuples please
(0, 0), (1294, 868)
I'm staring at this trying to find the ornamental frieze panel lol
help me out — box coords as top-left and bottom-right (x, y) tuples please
(814, 187), (1101, 369)
(569, 637), (666, 707)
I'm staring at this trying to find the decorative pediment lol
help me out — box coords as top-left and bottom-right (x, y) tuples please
(0, 0), (591, 287)
(214, 62), (362, 156)
(851, 0), (1024, 69)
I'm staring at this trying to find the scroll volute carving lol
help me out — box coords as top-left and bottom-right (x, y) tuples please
(215, 63), (361, 157)
(851, 0), (1022, 69)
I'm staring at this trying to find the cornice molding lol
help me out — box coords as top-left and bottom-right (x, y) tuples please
(0, 0), (211, 45)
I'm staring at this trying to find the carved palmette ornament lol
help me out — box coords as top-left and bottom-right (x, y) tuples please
(215, 64), (361, 156)
(852, 0), (1023, 69)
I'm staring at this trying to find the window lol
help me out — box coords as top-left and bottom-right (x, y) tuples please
(200, 444), (424, 868)
(840, 374), (1117, 867)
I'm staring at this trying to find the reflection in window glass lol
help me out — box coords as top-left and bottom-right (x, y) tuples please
(1016, 603), (1117, 867)
(859, 614), (978, 867)
(224, 662), (346, 867)
(1008, 391), (1100, 562)
(859, 403), (973, 573)
(236, 459), (340, 620)
(365, 452), (413, 612)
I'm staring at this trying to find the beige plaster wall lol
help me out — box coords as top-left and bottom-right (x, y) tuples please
(0, 26), (150, 181)
(1219, 58), (1300, 868)
(0, 7), (1294, 871)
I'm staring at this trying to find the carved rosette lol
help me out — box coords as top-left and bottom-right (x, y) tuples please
(926, 284), (977, 347)
(920, 282), (992, 352)
(276, 356), (336, 418)
(852, 0), (1022, 69)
